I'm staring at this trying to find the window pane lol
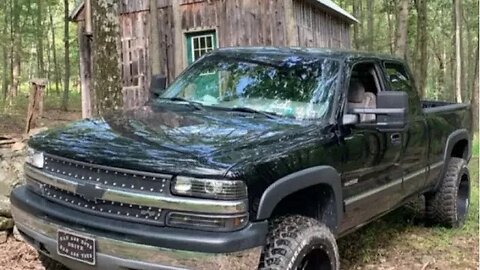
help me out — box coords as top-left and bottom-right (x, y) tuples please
(193, 38), (199, 49)
(200, 37), (206, 48)
(206, 37), (213, 48)
(384, 63), (411, 92)
(194, 50), (200, 60)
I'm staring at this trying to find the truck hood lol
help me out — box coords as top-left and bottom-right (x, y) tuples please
(30, 104), (327, 177)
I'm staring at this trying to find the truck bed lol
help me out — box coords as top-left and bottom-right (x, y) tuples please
(422, 100), (470, 114)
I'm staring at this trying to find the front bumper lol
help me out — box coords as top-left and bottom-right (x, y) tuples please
(11, 187), (266, 270)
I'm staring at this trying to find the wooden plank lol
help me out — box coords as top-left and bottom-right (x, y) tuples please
(79, 23), (92, 118)
(25, 79), (47, 134)
(274, 0), (286, 46)
(172, 0), (184, 77)
(265, 0), (273, 45)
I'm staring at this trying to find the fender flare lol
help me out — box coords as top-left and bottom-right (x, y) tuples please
(433, 129), (471, 191)
(256, 166), (343, 233)
(443, 129), (471, 162)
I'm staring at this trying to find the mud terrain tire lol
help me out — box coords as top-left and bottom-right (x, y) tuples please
(426, 157), (470, 228)
(258, 215), (339, 270)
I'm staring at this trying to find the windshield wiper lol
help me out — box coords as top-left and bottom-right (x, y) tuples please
(157, 97), (204, 111)
(227, 107), (280, 119)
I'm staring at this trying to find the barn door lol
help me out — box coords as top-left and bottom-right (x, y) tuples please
(185, 31), (219, 100)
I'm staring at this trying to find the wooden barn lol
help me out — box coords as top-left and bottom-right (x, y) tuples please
(71, 0), (356, 112)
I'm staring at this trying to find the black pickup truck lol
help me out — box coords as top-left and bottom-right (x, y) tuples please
(11, 48), (472, 270)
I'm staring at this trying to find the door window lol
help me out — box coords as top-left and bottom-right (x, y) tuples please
(384, 63), (412, 92)
(383, 62), (421, 114)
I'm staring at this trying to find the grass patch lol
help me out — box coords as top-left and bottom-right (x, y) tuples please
(473, 134), (479, 158)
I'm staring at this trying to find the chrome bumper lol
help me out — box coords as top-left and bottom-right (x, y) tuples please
(12, 205), (263, 270)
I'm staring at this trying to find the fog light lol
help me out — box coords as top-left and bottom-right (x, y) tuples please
(26, 147), (44, 169)
(167, 212), (248, 231)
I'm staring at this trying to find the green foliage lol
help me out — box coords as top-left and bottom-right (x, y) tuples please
(473, 134), (479, 158)
(0, 0), (79, 105)
(338, 0), (478, 101)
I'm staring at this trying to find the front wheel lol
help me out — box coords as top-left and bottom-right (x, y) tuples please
(258, 215), (339, 270)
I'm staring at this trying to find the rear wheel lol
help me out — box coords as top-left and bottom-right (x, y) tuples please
(258, 215), (339, 270)
(425, 157), (470, 228)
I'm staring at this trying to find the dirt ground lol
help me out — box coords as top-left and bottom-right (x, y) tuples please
(0, 236), (43, 270)
(0, 108), (478, 270)
(0, 110), (81, 135)
(0, 207), (477, 270)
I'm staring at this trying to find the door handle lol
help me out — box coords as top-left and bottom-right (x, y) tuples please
(390, 133), (402, 144)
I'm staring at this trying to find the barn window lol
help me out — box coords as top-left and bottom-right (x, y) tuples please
(186, 31), (217, 65)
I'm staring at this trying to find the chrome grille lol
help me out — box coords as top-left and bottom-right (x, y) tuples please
(44, 154), (171, 194)
(32, 181), (165, 226)
(24, 153), (249, 231)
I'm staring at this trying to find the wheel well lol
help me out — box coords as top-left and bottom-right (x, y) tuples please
(451, 139), (469, 159)
(270, 184), (337, 231)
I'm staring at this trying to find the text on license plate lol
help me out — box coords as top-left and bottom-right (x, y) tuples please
(57, 230), (96, 265)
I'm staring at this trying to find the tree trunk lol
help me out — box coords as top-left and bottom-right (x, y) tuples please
(8, 0), (21, 104)
(358, 0), (364, 49)
(9, 53), (20, 103)
(383, 0), (395, 54)
(92, 0), (123, 114)
(394, 0), (409, 59)
(463, 14), (473, 100)
(366, 0), (374, 51)
(62, 0), (70, 111)
(149, 0), (162, 76)
(471, 41), (478, 131)
(433, 38), (447, 100)
(2, 45), (8, 102)
(49, 6), (60, 95)
(36, 0), (45, 78)
(352, 0), (360, 50)
(453, 0), (464, 103)
(2, 1), (9, 102)
(415, 0), (428, 98)
(45, 24), (52, 96)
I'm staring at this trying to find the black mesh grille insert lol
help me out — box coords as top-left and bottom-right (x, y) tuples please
(43, 155), (171, 194)
(39, 184), (165, 226)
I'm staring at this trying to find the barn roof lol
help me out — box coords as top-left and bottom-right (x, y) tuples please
(70, 1), (84, 21)
(312, 0), (358, 23)
(70, 0), (357, 23)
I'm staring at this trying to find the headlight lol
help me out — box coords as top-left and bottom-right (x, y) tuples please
(26, 147), (44, 169)
(172, 177), (247, 200)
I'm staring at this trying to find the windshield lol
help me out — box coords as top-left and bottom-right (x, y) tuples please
(160, 54), (340, 120)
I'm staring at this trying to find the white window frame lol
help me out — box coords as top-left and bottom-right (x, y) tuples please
(190, 33), (216, 62)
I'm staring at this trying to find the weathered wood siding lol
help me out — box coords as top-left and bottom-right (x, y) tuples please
(76, 0), (352, 110)
(118, 0), (292, 105)
(292, 0), (351, 49)
(119, 10), (150, 109)
(179, 0), (288, 47)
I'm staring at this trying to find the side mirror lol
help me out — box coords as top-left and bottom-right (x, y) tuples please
(150, 74), (167, 100)
(348, 91), (408, 132)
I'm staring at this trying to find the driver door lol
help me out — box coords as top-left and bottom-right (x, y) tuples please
(339, 61), (404, 232)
